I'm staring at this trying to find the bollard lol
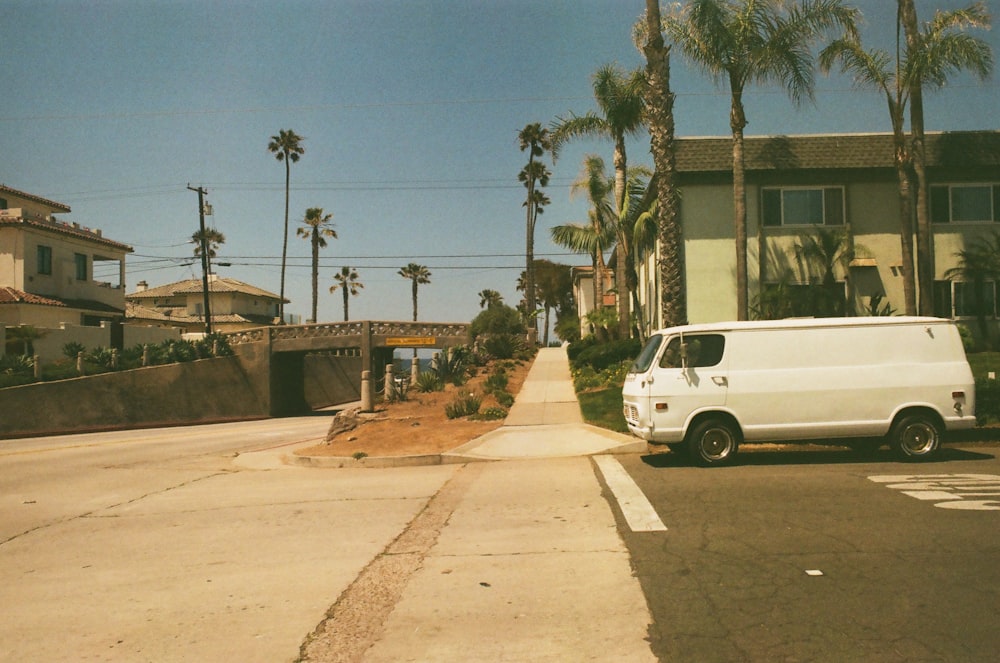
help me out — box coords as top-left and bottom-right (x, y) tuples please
(111, 349), (119, 370)
(142, 344), (149, 367)
(411, 355), (420, 385)
(33, 354), (41, 380)
(385, 363), (395, 401)
(77, 351), (84, 375)
(361, 370), (373, 412)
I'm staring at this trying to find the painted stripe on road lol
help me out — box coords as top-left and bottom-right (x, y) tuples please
(594, 455), (667, 532)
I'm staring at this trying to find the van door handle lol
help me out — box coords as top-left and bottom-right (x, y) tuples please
(712, 376), (728, 387)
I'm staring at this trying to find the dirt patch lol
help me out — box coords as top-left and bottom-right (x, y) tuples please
(295, 356), (534, 458)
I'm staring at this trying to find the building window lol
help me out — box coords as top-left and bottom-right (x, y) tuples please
(74, 253), (88, 281)
(0, 197), (7, 210)
(931, 184), (1000, 223)
(37, 245), (52, 275)
(762, 187), (845, 226)
(934, 280), (997, 318)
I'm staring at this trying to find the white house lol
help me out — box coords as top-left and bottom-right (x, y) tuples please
(126, 275), (284, 333)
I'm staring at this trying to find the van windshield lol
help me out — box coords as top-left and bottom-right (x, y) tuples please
(629, 334), (663, 373)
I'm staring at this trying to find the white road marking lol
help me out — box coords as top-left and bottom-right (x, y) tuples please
(594, 455), (667, 532)
(869, 474), (1000, 511)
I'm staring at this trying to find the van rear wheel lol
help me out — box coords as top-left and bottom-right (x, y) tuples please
(889, 414), (941, 461)
(688, 418), (740, 466)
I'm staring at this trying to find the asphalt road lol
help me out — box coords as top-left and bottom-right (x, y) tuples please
(599, 444), (1000, 663)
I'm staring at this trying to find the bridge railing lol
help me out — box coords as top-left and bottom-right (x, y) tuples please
(224, 321), (470, 347)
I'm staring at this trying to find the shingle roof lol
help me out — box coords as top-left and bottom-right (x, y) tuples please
(126, 302), (275, 326)
(676, 130), (1000, 173)
(0, 287), (67, 307)
(126, 276), (283, 301)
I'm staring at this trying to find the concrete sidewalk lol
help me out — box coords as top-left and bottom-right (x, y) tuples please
(447, 345), (643, 461)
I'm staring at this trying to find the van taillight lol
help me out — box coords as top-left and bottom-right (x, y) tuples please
(953, 391), (965, 399)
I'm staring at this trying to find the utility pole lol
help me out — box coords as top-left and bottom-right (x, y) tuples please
(187, 185), (212, 335)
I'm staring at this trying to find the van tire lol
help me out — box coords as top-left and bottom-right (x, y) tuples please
(889, 414), (941, 461)
(688, 418), (740, 466)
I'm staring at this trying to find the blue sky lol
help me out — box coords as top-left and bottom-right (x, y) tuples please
(2, 0), (997, 329)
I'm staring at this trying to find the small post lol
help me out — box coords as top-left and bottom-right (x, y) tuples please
(76, 351), (84, 375)
(142, 344), (149, 367)
(111, 349), (119, 370)
(385, 363), (395, 401)
(33, 354), (41, 379)
(411, 355), (420, 385)
(361, 370), (373, 412)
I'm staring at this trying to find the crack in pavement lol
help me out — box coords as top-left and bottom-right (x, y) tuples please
(296, 462), (484, 663)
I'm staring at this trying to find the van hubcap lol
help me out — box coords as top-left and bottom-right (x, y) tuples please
(901, 423), (936, 455)
(701, 429), (733, 459)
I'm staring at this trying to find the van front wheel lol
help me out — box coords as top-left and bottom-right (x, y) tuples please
(688, 419), (740, 466)
(889, 414), (941, 461)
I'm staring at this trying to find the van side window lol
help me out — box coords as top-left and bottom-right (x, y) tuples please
(659, 334), (725, 369)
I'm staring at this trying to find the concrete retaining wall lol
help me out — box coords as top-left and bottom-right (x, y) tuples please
(0, 352), (362, 438)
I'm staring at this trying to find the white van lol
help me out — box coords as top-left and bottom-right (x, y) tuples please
(622, 317), (976, 465)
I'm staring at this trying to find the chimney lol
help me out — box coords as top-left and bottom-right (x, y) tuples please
(136, 280), (148, 292)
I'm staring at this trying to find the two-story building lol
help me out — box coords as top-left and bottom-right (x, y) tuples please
(126, 275), (284, 333)
(0, 184), (132, 328)
(628, 130), (1000, 341)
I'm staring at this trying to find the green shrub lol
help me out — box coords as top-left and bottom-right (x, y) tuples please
(975, 377), (1000, 425)
(415, 370), (444, 393)
(434, 346), (471, 385)
(445, 390), (482, 419)
(62, 341), (85, 359)
(472, 406), (508, 421)
(494, 390), (515, 408)
(482, 333), (522, 360)
(471, 304), (526, 338)
(484, 369), (509, 393)
(573, 338), (642, 372)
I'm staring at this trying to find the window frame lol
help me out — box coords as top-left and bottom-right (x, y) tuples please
(761, 186), (845, 227)
(934, 279), (998, 319)
(930, 183), (1000, 224)
(74, 253), (88, 281)
(36, 245), (52, 275)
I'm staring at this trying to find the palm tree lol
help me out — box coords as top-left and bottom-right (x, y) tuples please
(329, 266), (364, 321)
(533, 259), (574, 346)
(796, 228), (854, 316)
(662, 0), (858, 320)
(550, 63), (646, 337)
(551, 154), (616, 314)
(267, 128), (305, 323)
(478, 289), (503, 309)
(398, 263), (431, 322)
(899, 0), (992, 315)
(639, 0), (685, 329)
(517, 123), (551, 344)
(190, 227), (225, 275)
(296, 207), (337, 323)
(944, 231), (1000, 348)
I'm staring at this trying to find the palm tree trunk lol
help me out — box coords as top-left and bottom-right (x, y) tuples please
(890, 109), (918, 315)
(311, 229), (319, 323)
(642, 4), (685, 330)
(613, 137), (630, 338)
(525, 155), (538, 345)
(280, 158), (290, 323)
(343, 288), (349, 321)
(731, 92), (749, 321)
(899, 0), (934, 315)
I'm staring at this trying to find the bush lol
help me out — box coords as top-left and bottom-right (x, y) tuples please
(573, 338), (642, 372)
(415, 370), (444, 393)
(975, 377), (1000, 425)
(482, 333), (522, 360)
(494, 390), (515, 408)
(484, 368), (509, 393)
(434, 346), (471, 385)
(445, 390), (482, 419)
(62, 341), (85, 359)
(472, 406), (508, 421)
(471, 304), (526, 338)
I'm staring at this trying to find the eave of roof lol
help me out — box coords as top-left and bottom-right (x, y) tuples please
(0, 215), (133, 253)
(126, 276), (284, 301)
(675, 130), (1000, 173)
(0, 287), (67, 307)
(0, 184), (71, 212)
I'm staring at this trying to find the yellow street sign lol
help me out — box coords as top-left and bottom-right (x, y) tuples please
(385, 336), (437, 346)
